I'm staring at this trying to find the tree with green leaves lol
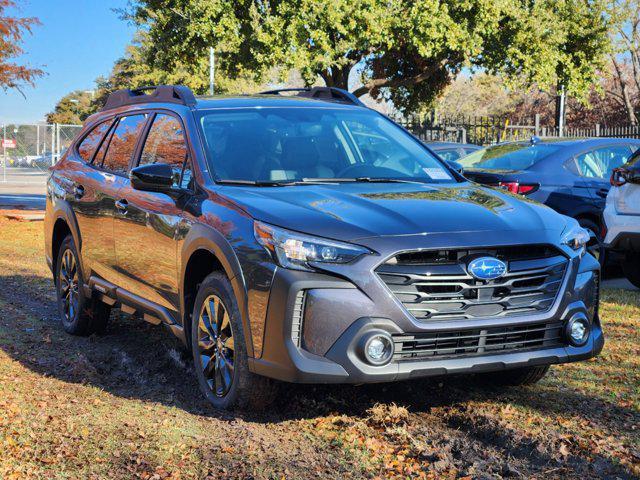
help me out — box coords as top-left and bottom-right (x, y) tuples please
(46, 90), (95, 124)
(125, 0), (612, 114)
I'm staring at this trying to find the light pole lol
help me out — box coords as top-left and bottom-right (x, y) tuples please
(209, 48), (215, 96)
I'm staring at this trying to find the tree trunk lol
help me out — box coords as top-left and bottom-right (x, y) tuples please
(612, 56), (638, 126)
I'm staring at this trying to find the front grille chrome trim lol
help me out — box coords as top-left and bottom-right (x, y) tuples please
(376, 246), (568, 322)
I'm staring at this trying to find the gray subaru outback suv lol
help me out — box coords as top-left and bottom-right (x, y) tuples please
(45, 85), (603, 409)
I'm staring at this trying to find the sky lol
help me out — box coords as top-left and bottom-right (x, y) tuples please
(0, 0), (136, 124)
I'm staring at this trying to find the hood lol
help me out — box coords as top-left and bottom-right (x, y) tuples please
(220, 182), (567, 242)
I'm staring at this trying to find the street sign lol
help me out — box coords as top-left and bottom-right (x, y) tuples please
(2, 139), (17, 149)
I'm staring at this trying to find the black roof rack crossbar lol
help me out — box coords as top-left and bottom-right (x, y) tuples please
(259, 86), (364, 106)
(102, 85), (197, 111)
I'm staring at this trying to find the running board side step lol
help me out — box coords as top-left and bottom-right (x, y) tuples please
(85, 276), (182, 332)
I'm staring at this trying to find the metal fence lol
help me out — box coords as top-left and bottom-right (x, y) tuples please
(1, 123), (82, 182)
(399, 114), (640, 145)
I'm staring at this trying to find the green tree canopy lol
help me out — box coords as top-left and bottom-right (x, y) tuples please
(126, 0), (612, 114)
(46, 90), (95, 124)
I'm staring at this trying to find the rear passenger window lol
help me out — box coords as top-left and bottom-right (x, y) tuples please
(140, 113), (190, 188)
(575, 146), (632, 179)
(77, 121), (110, 162)
(101, 114), (147, 174)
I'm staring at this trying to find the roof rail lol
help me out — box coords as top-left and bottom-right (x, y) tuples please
(102, 85), (197, 111)
(259, 87), (364, 106)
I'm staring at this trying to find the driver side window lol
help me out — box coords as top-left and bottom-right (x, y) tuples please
(139, 113), (191, 189)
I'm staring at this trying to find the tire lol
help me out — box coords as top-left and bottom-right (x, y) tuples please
(622, 252), (640, 289)
(483, 365), (550, 386)
(55, 234), (111, 335)
(577, 217), (604, 266)
(191, 272), (277, 410)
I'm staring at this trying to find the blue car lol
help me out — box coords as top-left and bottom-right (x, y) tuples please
(459, 138), (640, 240)
(426, 141), (482, 162)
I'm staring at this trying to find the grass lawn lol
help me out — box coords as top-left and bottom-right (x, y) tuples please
(0, 217), (638, 479)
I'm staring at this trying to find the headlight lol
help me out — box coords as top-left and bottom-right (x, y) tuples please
(254, 221), (371, 271)
(561, 222), (591, 254)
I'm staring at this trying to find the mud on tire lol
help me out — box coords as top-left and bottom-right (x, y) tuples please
(191, 272), (278, 410)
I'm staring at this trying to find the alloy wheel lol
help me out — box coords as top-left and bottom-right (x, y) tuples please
(197, 294), (235, 397)
(58, 249), (79, 323)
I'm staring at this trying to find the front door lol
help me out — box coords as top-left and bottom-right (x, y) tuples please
(114, 112), (192, 315)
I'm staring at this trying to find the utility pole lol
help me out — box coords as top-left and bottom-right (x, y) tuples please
(555, 85), (566, 137)
(2, 124), (6, 183)
(209, 48), (215, 96)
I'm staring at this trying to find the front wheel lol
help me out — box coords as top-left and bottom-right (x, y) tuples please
(481, 365), (550, 386)
(191, 272), (277, 410)
(622, 252), (640, 289)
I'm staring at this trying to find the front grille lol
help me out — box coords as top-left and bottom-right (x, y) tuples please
(376, 245), (568, 321)
(393, 322), (564, 360)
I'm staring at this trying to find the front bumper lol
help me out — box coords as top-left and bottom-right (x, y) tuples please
(248, 234), (603, 384)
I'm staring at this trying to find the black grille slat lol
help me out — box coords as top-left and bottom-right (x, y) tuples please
(377, 246), (568, 321)
(393, 322), (564, 360)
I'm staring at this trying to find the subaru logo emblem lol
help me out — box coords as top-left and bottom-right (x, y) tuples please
(467, 256), (507, 280)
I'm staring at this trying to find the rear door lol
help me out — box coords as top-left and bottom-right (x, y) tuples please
(63, 119), (117, 282)
(90, 113), (149, 282)
(113, 111), (193, 314)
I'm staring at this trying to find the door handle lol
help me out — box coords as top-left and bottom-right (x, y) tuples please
(115, 199), (129, 213)
(73, 184), (85, 199)
(595, 189), (608, 198)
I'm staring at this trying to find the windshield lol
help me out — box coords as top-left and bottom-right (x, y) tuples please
(459, 143), (562, 171)
(197, 107), (454, 184)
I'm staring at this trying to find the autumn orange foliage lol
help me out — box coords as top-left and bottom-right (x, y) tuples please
(0, 0), (44, 93)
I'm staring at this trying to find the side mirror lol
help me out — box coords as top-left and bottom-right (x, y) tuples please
(447, 160), (464, 175)
(611, 164), (640, 186)
(130, 163), (176, 192)
(628, 165), (640, 184)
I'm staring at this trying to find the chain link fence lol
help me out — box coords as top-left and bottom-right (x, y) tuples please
(1, 123), (82, 184)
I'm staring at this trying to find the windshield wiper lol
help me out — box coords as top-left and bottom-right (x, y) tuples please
(217, 179), (336, 187)
(352, 177), (427, 184)
(217, 177), (427, 186)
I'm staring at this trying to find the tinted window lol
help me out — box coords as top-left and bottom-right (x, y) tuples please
(460, 143), (562, 170)
(574, 145), (632, 179)
(78, 121), (110, 162)
(140, 113), (188, 188)
(197, 108), (452, 183)
(436, 149), (462, 161)
(627, 149), (640, 168)
(101, 114), (147, 174)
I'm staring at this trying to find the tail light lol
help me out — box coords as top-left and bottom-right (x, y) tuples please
(498, 182), (539, 195)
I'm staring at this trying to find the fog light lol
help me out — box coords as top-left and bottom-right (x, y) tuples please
(566, 314), (590, 347)
(363, 333), (394, 365)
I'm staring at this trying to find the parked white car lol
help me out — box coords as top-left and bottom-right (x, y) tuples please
(604, 149), (640, 288)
